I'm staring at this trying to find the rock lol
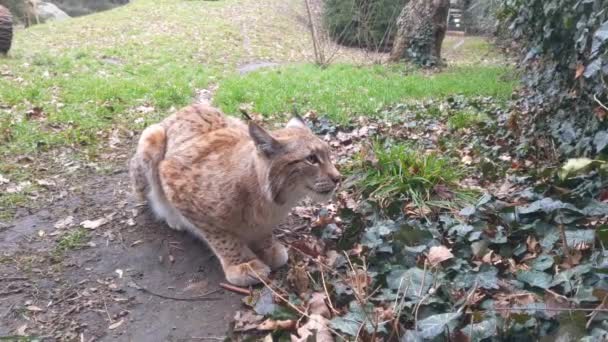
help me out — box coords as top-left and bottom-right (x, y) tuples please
(0, 5), (12, 55)
(37, 2), (70, 23)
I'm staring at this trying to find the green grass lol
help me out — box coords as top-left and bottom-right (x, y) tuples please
(54, 229), (89, 255)
(447, 110), (491, 130)
(355, 141), (472, 210)
(214, 64), (515, 123)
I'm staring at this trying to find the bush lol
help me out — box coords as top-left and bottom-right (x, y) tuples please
(501, 0), (608, 158)
(323, 0), (407, 51)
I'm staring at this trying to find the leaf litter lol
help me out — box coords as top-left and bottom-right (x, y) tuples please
(231, 96), (608, 341)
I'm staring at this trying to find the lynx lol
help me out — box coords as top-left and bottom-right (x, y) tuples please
(129, 104), (341, 286)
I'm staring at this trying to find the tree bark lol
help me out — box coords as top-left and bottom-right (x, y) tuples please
(0, 5), (12, 55)
(389, 0), (449, 65)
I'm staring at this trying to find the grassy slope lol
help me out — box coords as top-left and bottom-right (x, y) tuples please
(0, 0), (513, 218)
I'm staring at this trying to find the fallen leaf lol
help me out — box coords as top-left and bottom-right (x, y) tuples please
(35, 179), (55, 187)
(80, 218), (108, 229)
(15, 324), (27, 336)
(575, 63), (585, 79)
(54, 216), (74, 229)
(308, 292), (331, 318)
(234, 310), (264, 331)
(108, 319), (124, 330)
(291, 314), (333, 342)
(26, 305), (44, 312)
(287, 263), (310, 295)
(130, 239), (143, 247)
(428, 246), (454, 267)
(258, 319), (296, 331)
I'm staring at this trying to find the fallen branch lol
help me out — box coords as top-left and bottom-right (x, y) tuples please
(0, 277), (28, 282)
(129, 280), (221, 301)
(0, 289), (23, 297)
(219, 282), (252, 296)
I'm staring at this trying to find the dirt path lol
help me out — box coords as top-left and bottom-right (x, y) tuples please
(1, 171), (242, 340)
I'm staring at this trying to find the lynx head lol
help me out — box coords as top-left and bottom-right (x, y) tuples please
(249, 116), (341, 205)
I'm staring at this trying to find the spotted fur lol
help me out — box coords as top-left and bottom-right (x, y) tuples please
(129, 104), (341, 286)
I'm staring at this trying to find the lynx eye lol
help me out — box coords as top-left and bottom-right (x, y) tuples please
(305, 154), (320, 165)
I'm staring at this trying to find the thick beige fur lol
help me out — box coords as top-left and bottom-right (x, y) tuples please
(129, 104), (341, 286)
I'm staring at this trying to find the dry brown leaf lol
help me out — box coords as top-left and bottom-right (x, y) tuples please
(348, 269), (371, 295)
(108, 319), (124, 330)
(428, 245), (454, 267)
(258, 319), (296, 331)
(290, 314), (333, 342)
(287, 263), (310, 295)
(25, 305), (44, 312)
(80, 218), (108, 230)
(575, 63), (585, 79)
(308, 292), (330, 318)
(526, 235), (539, 253)
(234, 310), (264, 332)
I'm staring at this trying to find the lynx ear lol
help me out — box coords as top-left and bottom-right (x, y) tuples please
(249, 122), (282, 157)
(286, 115), (309, 130)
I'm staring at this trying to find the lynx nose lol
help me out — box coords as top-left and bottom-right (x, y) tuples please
(329, 169), (342, 184)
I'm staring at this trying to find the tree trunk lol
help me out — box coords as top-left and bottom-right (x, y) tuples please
(0, 5), (12, 55)
(389, 0), (449, 65)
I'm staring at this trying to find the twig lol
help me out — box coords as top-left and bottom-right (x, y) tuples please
(130, 280), (221, 301)
(558, 223), (571, 264)
(239, 108), (253, 121)
(0, 289), (23, 297)
(304, 0), (323, 65)
(594, 94), (608, 112)
(219, 282), (252, 296)
(457, 282), (479, 314)
(418, 261), (428, 297)
(246, 264), (347, 340)
(102, 298), (113, 323)
(318, 260), (339, 315)
(586, 296), (607, 329)
(0, 277), (28, 282)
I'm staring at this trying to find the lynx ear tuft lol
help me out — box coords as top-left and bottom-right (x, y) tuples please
(249, 122), (282, 157)
(286, 115), (309, 130)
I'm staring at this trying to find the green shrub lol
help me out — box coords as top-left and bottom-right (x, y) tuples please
(323, 0), (407, 50)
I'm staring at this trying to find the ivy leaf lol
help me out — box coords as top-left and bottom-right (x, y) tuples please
(550, 264), (592, 287)
(531, 254), (555, 271)
(591, 20), (608, 55)
(518, 198), (579, 215)
(558, 158), (595, 180)
(581, 200), (608, 216)
(462, 318), (497, 340)
(593, 131), (608, 153)
(517, 270), (553, 289)
(565, 229), (595, 246)
(417, 312), (461, 339)
(455, 267), (499, 290)
(448, 224), (474, 237)
(386, 267), (431, 298)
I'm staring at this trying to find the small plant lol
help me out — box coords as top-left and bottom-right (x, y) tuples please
(447, 110), (489, 130)
(355, 141), (469, 209)
(54, 228), (88, 255)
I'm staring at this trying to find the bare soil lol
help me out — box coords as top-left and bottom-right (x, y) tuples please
(1, 170), (243, 341)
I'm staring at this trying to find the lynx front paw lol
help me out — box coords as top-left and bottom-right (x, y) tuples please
(224, 259), (271, 286)
(258, 241), (289, 270)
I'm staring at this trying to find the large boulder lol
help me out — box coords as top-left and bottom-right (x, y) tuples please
(0, 5), (12, 55)
(37, 1), (70, 23)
